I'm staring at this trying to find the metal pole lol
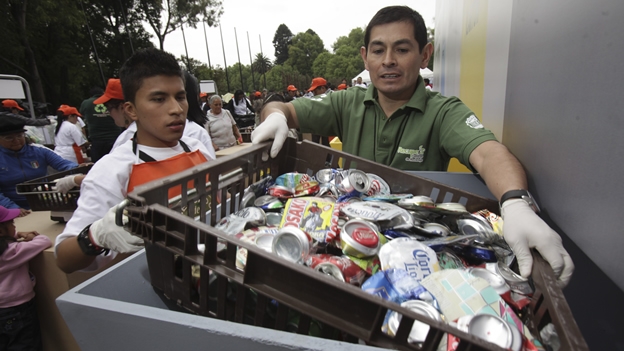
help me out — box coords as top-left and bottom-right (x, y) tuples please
(79, 0), (106, 87)
(219, 24), (230, 92)
(118, 0), (134, 53)
(180, 21), (191, 72)
(202, 21), (212, 70)
(259, 34), (267, 89)
(234, 28), (244, 92)
(246, 31), (256, 91)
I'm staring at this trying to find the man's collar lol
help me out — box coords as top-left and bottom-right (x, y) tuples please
(364, 76), (427, 112)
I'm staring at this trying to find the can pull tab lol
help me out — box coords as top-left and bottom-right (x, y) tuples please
(115, 199), (131, 227)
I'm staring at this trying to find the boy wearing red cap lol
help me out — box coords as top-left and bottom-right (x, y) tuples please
(0, 205), (51, 350)
(1, 100), (24, 115)
(55, 48), (215, 273)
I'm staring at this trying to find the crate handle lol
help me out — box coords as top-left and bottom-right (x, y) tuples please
(115, 199), (131, 226)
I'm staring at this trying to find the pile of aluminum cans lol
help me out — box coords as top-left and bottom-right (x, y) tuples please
(213, 169), (545, 350)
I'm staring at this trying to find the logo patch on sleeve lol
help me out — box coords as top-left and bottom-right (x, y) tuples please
(465, 115), (484, 129)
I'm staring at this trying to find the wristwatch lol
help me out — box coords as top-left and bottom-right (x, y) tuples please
(76, 224), (108, 256)
(499, 189), (540, 213)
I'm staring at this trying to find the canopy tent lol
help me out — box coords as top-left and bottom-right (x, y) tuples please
(352, 67), (433, 85)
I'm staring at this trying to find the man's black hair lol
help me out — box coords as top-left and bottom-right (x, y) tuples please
(364, 6), (428, 53)
(119, 48), (184, 104)
(184, 71), (207, 125)
(89, 87), (104, 97)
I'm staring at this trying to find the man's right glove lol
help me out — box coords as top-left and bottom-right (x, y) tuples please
(501, 199), (574, 288)
(89, 204), (144, 253)
(251, 112), (289, 158)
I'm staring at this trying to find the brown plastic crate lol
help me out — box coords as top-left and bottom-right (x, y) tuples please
(15, 164), (92, 211)
(125, 139), (588, 351)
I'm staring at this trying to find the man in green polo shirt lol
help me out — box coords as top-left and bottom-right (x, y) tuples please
(252, 5), (574, 288)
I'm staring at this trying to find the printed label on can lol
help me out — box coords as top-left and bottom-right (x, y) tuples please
(280, 197), (335, 242)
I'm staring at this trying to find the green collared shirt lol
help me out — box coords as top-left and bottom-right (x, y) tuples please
(292, 78), (497, 171)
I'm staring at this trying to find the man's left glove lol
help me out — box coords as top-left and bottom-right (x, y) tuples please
(55, 174), (81, 194)
(501, 199), (574, 288)
(89, 204), (144, 253)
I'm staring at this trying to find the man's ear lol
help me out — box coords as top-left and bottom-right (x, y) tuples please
(420, 42), (434, 69)
(124, 101), (138, 122)
(360, 46), (369, 71)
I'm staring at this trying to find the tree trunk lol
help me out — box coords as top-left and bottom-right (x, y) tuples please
(11, 0), (46, 103)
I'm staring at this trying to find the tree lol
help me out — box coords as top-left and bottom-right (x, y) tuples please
(285, 31), (326, 77)
(252, 53), (272, 74)
(272, 24), (293, 65)
(139, 0), (223, 50)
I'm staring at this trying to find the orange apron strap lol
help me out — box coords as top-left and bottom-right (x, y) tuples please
(72, 143), (85, 164)
(127, 149), (208, 198)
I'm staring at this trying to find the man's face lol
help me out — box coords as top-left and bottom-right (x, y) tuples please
(124, 75), (188, 148)
(288, 90), (296, 97)
(357, 77), (362, 84)
(361, 21), (432, 101)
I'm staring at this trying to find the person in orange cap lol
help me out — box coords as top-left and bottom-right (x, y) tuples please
(81, 81), (125, 163)
(199, 92), (208, 110)
(336, 84), (347, 91)
(287, 85), (298, 100)
(54, 105), (89, 164)
(306, 78), (329, 146)
(1, 100), (24, 115)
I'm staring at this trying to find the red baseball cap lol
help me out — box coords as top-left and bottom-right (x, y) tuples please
(94, 78), (124, 105)
(254, 91), (262, 97)
(287, 85), (297, 92)
(58, 105), (82, 117)
(307, 78), (327, 92)
(199, 92), (208, 98)
(0, 205), (21, 222)
(337, 84), (347, 91)
(2, 99), (24, 111)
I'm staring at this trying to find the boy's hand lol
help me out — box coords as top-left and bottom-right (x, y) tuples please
(90, 204), (144, 253)
(18, 208), (31, 217)
(17, 231), (39, 241)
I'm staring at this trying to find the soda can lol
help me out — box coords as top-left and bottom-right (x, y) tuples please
(317, 182), (340, 198)
(254, 195), (284, 211)
(314, 262), (345, 282)
(340, 219), (381, 258)
(265, 212), (283, 227)
(467, 267), (511, 295)
(307, 254), (366, 286)
(386, 300), (442, 345)
(435, 202), (468, 213)
(457, 214), (498, 243)
(398, 196), (435, 210)
(268, 185), (294, 198)
(271, 226), (313, 264)
(365, 173), (391, 196)
(294, 180), (320, 197)
(254, 233), (275, 252)
(467, 314), (514, 349)
(315, 169), (336, 183)
(276, 172), (310, 188)
(341, 201), (405, 221)
(340, 169), (371, 194)
(421, 222), (451, 236)
(240, 191), (256, 209)
(495, 261), (534, 295)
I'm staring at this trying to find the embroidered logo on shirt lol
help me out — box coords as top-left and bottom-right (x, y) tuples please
(465, 115), (484, 129)
(30, 160), (39, 168)
(397, 145), (426, 163)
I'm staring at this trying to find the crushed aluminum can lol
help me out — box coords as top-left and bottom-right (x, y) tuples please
(467, 314), (514, 349)
(317, 182), (340, 198)
(386, 300), (442, 345)
(271, 226), (313, 264)
(307, 254), (366, 286)
(495, 261), (534, 295)
(294, 180), (320, 197)
(339, 169), (371, 194)
(216, 207), (266, 235)
(313, 262), (345, 282)
(268, 185), (294, 198)
(435, 202), (468, 213)
(341, 201), (405, 222)
(246, 176), (274, 198)
(365, 173), (391, 196)
(315, 168), (336, 183)
(421, 222), (451, 236)
(398, 195), (436, 210)
(457, 214), (498, 243)
(340, 219), (381, 258)
(265, 212), (283, 226)
(275, 172), (311, 188)
(254, 233), (275, 252)
(240, 191), (256, 209)
(379, 237), (440, 283)
(254, 195), (284, 211)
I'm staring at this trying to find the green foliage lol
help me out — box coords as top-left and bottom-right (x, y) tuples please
(285, 31), (327, 77)
(252, 53), (272, 74)
(272, 24), (293, 66)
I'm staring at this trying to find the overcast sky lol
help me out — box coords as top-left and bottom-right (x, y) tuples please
(144, 0), (436, 69)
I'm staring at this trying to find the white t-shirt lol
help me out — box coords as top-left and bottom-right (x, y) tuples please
(55, 136), (214, 271)
(206, 109), (237, 149)
(354, 83), (368, 88)
(232, 98), (251, 116)
(54, 121), (87, 163)
(112, 120), (215, 160)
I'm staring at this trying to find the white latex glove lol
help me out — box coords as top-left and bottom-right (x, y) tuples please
(251, 112), (289, 158)
(90, 204), (144, 253)
(501, 199), (574, 288)
(54, 174), (80, 194)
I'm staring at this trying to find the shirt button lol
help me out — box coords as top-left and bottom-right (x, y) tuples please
(383, 138), (387, 142)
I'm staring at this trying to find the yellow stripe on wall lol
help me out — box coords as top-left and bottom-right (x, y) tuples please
(448, 0), (489, 173)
